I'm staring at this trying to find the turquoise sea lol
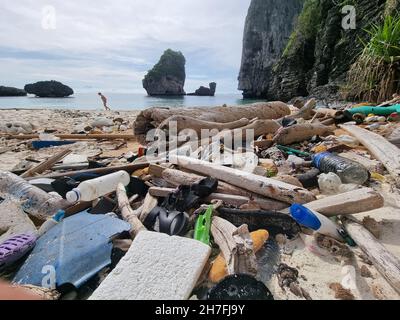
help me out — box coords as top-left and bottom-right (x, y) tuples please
(0, 93), (265, 110)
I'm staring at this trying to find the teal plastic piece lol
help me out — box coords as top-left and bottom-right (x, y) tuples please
(345, 104), (400, 117)
(194, 205), (213, 245)
(276, 145), (311, 157)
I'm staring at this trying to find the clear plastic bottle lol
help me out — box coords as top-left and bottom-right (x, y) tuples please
(38, 210), (65, 236)
(0, 171), (67, 218)
(312, 152), (369, 185)
(66, 170), (130, 203)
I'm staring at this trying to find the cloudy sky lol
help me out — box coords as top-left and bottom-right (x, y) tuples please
(0, 0), (251, 94)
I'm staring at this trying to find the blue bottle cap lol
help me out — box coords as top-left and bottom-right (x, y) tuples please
(290, 204), (322, 231)
(53, 210), (65, 222)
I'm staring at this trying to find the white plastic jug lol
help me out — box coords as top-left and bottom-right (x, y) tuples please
(66, 171), (130, 203)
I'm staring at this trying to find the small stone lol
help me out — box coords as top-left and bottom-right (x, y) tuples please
(360, 265), (373, 278)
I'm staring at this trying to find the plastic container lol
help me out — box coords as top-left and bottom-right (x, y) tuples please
(0, 171), (66, 218)
(312, 152), (369, 185)
(66, 171), (130, 203)
(290, 204), (342, 241)
(38, 210), (65, 236)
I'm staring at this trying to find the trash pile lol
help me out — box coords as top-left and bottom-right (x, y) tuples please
(0, 100), (400, 300)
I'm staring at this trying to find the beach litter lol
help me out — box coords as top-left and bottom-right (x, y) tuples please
(0, 100), (400, 300)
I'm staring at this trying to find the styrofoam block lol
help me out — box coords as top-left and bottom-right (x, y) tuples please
(89, 231), (211, 300)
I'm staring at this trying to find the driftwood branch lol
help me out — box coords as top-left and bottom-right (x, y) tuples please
(158, 116), (250, 136)
(116, 183), (146, 238)
(273, 123), (333, 145)
(211, 216), (257, 276)
(170, 156), (316, 204)
(290, 98), (317, 120)
(21, 149), (72, 178)
(340, 124), (400, 186)
(343, 218), (400, 294)
(299, 188), (384, 217)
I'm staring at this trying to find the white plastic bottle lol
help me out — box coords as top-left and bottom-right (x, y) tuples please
(66, 171), (130, 203)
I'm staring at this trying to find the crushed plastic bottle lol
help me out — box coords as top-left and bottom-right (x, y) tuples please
(318, 173), (360, 195)
(66, 170), (130, 203)
(313, 152), (369, 185)
(0, 171), (66, 218)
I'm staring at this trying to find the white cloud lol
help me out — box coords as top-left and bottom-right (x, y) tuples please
(0, 0), (251, 93)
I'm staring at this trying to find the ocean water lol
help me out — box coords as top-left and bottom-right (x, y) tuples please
(0, 93), (265, 110)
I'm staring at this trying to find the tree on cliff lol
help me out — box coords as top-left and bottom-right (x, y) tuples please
(142, 49), (186, 96)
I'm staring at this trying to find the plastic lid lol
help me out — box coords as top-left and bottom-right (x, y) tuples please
(66, 189), (80, 203)
(290, 204), (321, 231)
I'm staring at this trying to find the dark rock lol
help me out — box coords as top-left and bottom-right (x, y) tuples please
(24, 80), (74, 98)
(187, 82), (217, 96)
(238, 0), (304, 98)
(0, 86), (27, 97)
(142, 49), (186, 96)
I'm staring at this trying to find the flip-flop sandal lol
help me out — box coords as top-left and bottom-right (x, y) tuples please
(207, 274), (274, 300)
(144, 207), (189, 236)
(0, 234), (37, 270)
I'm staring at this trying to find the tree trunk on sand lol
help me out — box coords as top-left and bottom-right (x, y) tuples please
(133, 101), (290, 136)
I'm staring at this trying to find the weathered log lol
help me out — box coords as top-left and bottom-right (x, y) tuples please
(149, 165), (287, 210)
(211, 216), (257, 277)
(298, 188), (384, 217)
(274, 123), (334, 145)
(312, 108), (345, 120)
(340, 124), (400, 186)
(134, 102), (290, 136)
(24, 162), (149, 180)
(158, 116), (250, 136)
(21, 149), (72, 178)
(343, 218), (400, 294)
(170, 156), (316, 204)
(116, 183), (146, 238)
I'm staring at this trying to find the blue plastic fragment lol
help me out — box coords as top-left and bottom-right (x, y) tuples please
(31, 140), (76, 150)
(13, 211), (131, 288)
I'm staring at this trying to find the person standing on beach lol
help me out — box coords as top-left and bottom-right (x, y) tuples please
(98, 92), (111, 111)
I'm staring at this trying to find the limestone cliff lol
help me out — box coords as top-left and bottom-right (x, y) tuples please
(239, 0), (397, 101)
(143, 49), (186, 96)
(238, 0), (304, 98)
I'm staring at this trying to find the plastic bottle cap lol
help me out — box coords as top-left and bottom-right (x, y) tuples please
(290, 204), (322, 231)
(66, 189), (80, 203)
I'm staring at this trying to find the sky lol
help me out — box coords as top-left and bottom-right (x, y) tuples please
(0, 0), (251, 94)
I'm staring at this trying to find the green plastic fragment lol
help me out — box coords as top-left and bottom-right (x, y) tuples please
(194, 205), (213, 245)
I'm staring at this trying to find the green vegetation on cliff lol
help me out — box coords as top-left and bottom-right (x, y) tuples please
(283, 0), (322, 57)
(144, 49), (186, 82)
(346, 13), (400, 102)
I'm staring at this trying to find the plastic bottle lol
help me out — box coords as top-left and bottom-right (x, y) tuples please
(290, 204), (342, 241)
(38, 210), (65, 236)
(312, 152), (369, 185)
(0, 171), (66, 218)
(66, 170), (130, 203)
